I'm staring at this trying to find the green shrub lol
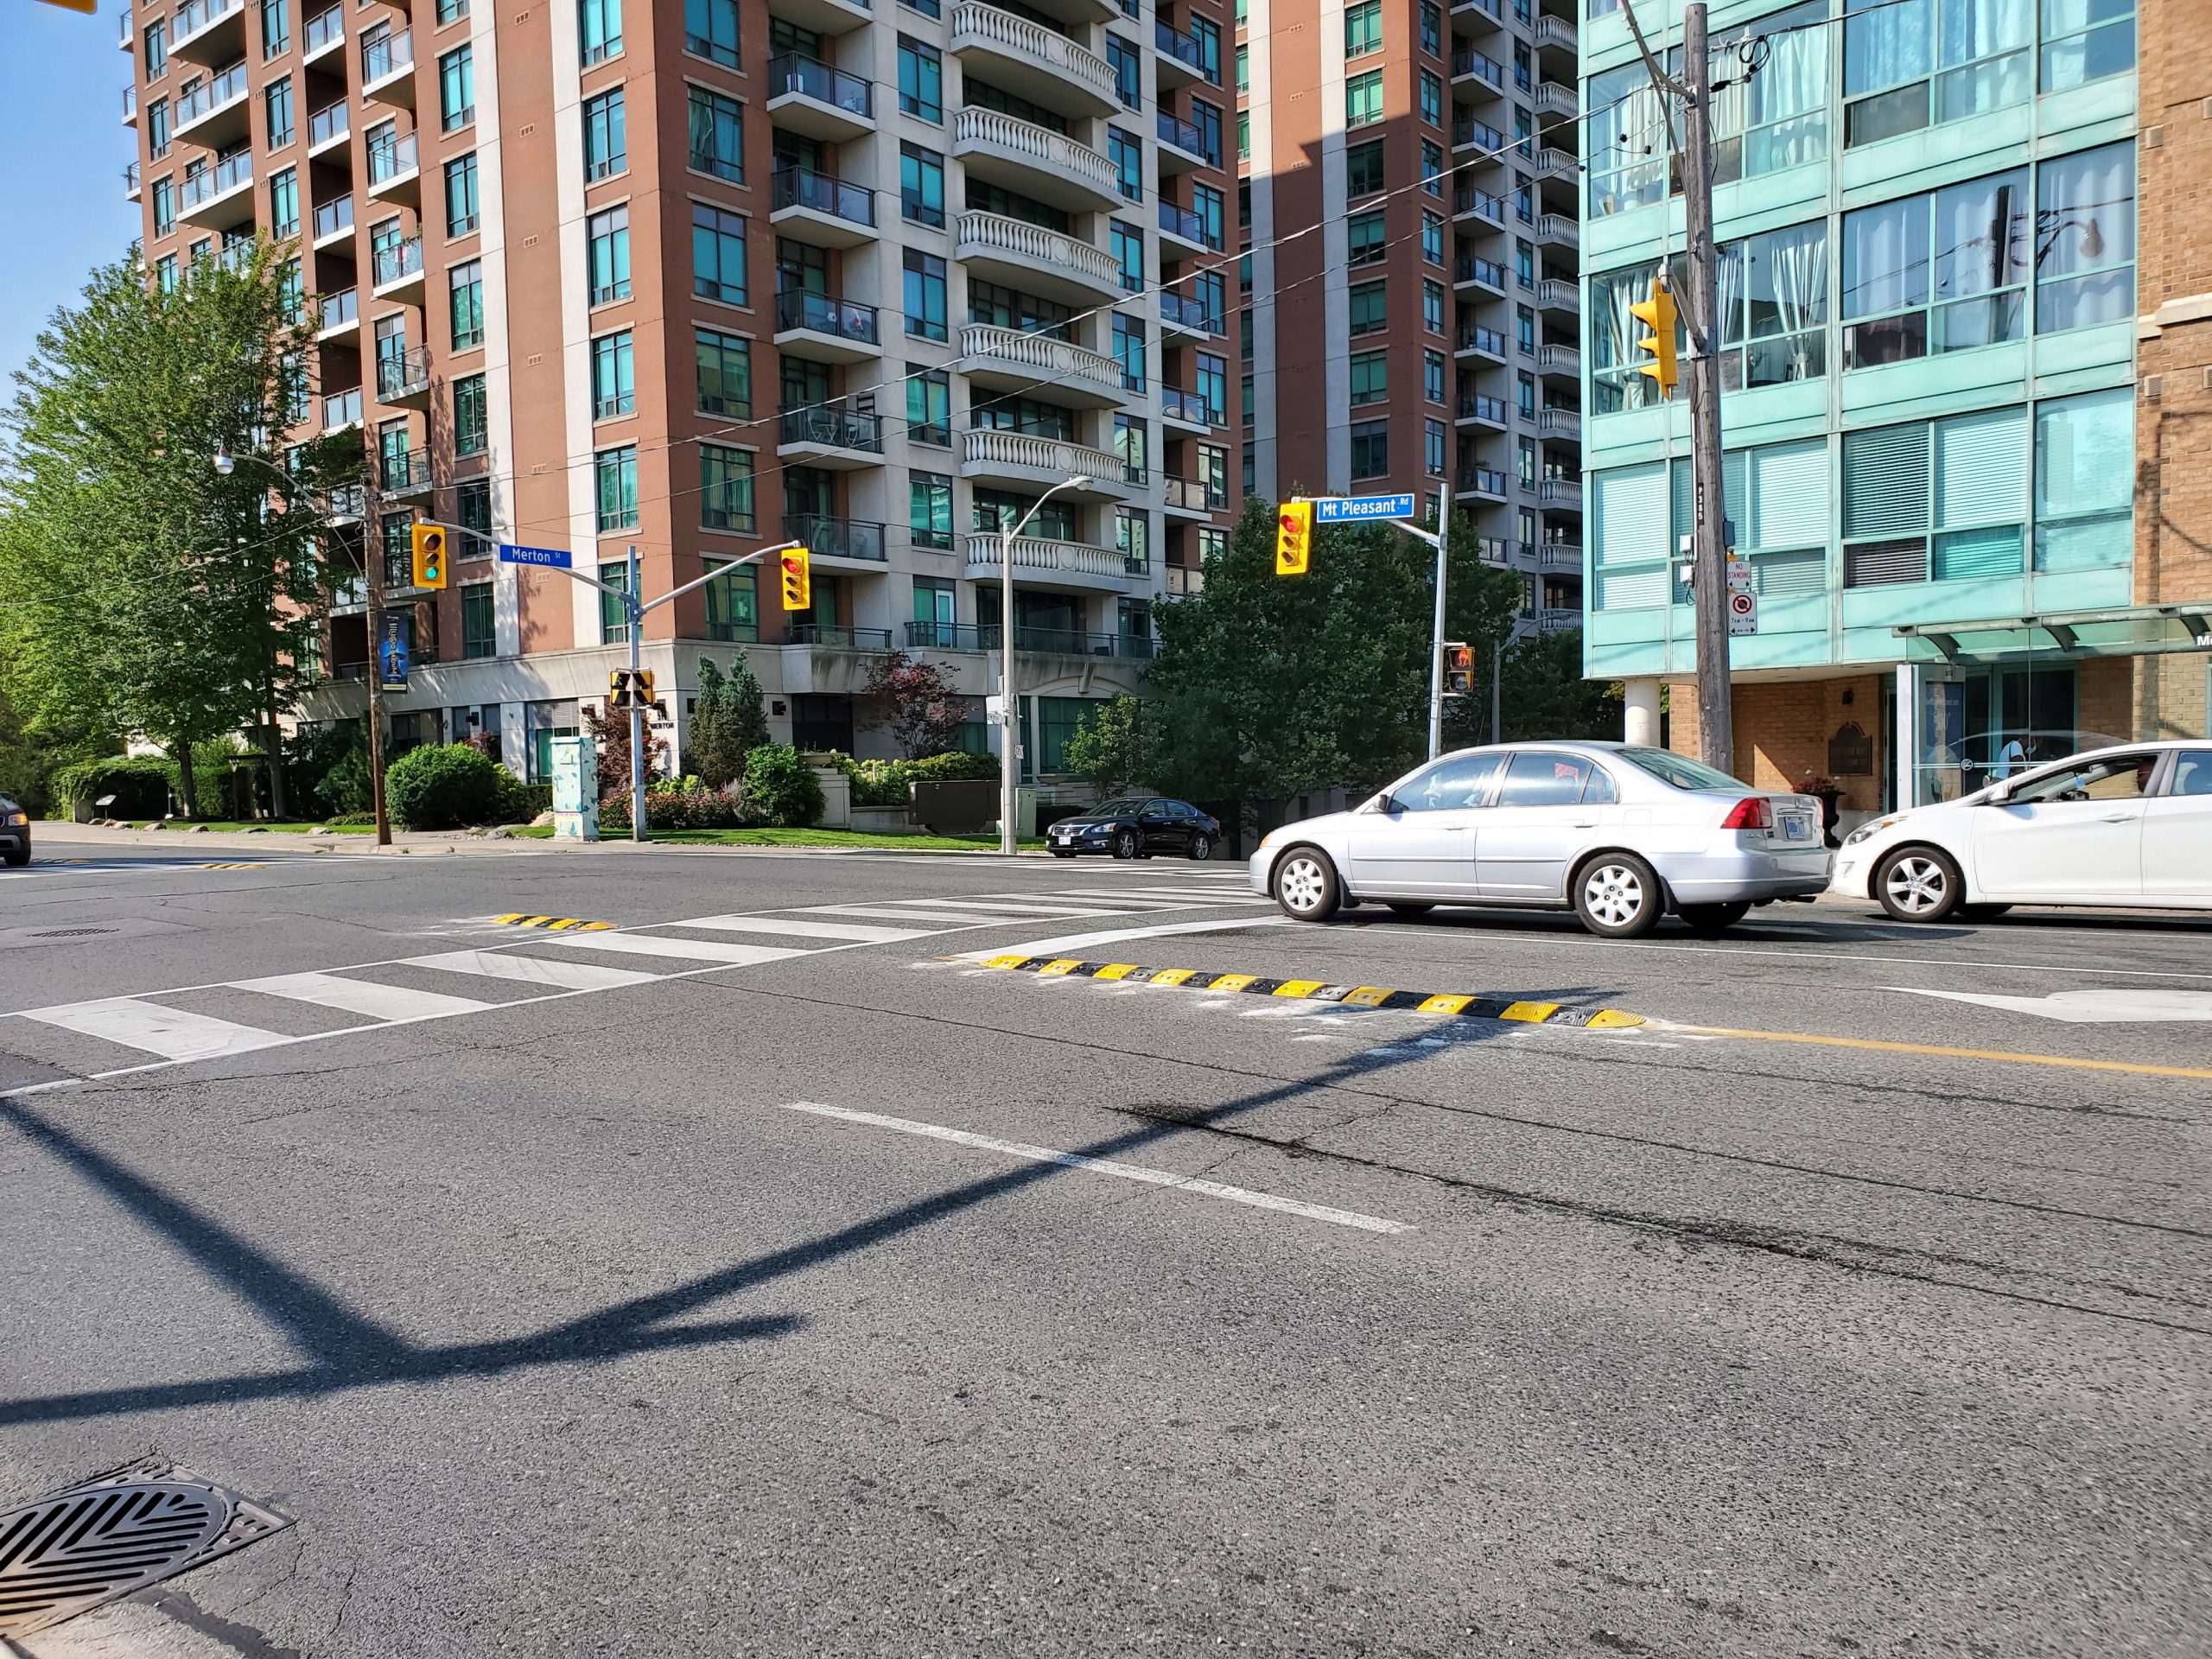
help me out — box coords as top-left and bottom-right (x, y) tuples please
(744, 745), (824, 827)
(50, 756), (175, 818)
(327, 811), (377, 826)
(494, 774), (551, 823)
(905, 749), (997, 782)
(385, 743), (507, 829)
(599, 786), (748, 832)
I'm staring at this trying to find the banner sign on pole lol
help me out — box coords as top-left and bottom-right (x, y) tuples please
(1312, 493), (1419, 524)
(499, 543), (573, 569)
(377, 612), (410, 690)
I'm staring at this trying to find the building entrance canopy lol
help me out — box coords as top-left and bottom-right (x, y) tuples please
(1897, 605), (2212, 666)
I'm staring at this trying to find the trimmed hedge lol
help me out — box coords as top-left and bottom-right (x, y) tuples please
(50, 757), (175, 818)
(385, 744), (507, 830)
(598, 786), (749, 833)
(744, 745), (824, 827)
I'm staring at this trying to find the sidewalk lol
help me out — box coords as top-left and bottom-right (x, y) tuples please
(32, 822), (1049, 858)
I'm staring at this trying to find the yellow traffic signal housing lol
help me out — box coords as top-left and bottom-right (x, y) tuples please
(779, 545), (811, 611)
(1274, 501), (1313, 576)
(1629, 280), (1679, 396)
(410, 522), (448, 589)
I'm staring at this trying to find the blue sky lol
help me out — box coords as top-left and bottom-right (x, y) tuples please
(0, 2), (142, 386)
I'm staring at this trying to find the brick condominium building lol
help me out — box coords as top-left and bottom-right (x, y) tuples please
(120, 0), (1241, 781)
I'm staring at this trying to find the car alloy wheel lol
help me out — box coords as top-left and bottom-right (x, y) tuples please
(1274, 849), (1338, 919)
(1112, 830), (1140, 860)
(1876, 849), (1961, 922)
(1187, 832), (1212, 861)
(1575, 855), (1662, 938)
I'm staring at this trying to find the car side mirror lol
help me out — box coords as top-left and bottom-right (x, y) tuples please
(1986, 784), (2013, 804)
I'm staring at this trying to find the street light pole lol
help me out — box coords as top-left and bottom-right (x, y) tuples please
(626, 543), (646, 844)
(997, 474), (1091, 857)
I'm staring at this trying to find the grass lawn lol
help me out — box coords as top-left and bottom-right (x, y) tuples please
(511, 824), (1046, 851)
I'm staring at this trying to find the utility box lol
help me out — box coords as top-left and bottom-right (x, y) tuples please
(549, 735), (599, 842)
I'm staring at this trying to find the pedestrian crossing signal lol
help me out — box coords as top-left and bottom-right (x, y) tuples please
(779, 546), (811, 611)
(410, 522), (448, 589)
(608, 669), (655, 709)
(1443, 641), (1475, 696)
(1274, 501), (1313, 576)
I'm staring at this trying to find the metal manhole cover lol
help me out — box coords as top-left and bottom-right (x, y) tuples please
(27, 928), (118, 939)
(0, 1460), (293, 1638)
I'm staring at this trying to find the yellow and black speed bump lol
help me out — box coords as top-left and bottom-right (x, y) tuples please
(493, 912), (614, 931)
(198, 862), (266, 870)
(977, 954), (1643, 1029)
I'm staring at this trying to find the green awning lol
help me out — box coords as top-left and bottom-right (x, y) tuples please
(1896, 604), (2212, 665)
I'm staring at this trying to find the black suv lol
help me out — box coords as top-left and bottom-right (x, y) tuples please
(1046, 798), (1221, 861)
(1, 797), (29, 867)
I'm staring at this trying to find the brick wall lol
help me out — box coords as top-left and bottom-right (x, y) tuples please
(1663, 677), (1889, 808)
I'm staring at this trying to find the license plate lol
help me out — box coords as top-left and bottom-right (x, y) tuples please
(1783, 815), (1813, 841)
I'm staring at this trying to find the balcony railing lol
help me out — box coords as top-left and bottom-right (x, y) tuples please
(1455, 254), (1507, 288)
(1538, 406), (1582, 438)
(372, 237), (423, 289)
(1535, 12), (1575, 49)
(1536, 341), (1580, 375)
(1158, 290), (1222, 334)
(318, 287), (358, 333)
(176, 59), (249, 125)
(122, 84), (137, 122)
(771, 165), (877, 226)
(962, 428), (1121, 484)
(1538, 542), (1582, 568)
(179, 151), (251, 209)
(1457, 326), (1507, 357)
(962, 324), (1125, 397)
(308, 101), (349, 149)
(968, 531), (1149, 584)
(361, 28), (413, 83)
(1160, 386), (1217, 426)
(1459, 467), (1509, 497)
(1162, 475), (1227, 512)
(1538, 477), (1582, 508)
(1536, 276), (1580, 312)
(775, 289), (880, 345)
(787, 514), (887, 562)
(956, 211), (1122, 293)
(1453, 116), (1505, 151)
(380, 446), (434, 493)
(366, 130), (418, 186)
(1156, 110), (1217, 164)
(767, 51), (874, 118)
(375, 346), (432, 399)
(312, 195), (353, 240)
(952, 4), (1119, 107)
(303, 5), (342, 57)
(1535, 212), (1580, 248)
(1452, 47), (1504, 87)
(124, 160), (141, 197)
(1153, 21), (1208, 78)
(1454, 184), (1506, 224)
(779, 403), (883, 452)
(1534, 80), (1577, 118)
(901, 621), (1149, 658)
(952, 107), (1120, 201)
(1532, 606), (1581, 633)
(175, 0), (243, 48)
(119, 6), (133, 47)
(1157, 200), (1219, 249)
(1458, 392), (1508, 423)
(786, 624), (894, 649)
(322, 387), (363, 429)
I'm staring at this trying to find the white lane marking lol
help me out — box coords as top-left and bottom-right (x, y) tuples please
(810, 905), (1061, 924)
(1052, 887), (1270, 905)
(959, 913), (1288, 962)
(19, 999), (289, 1062)
(550, 932), (809, 965)
(407, 950), (662, 991)
(232, 972), (495, 1023)
(674, 915), (933, 943)
(1888, 986), (2212, 1023)
(779, 1103), (1413, 1236)
(864, 897), (1146, 917)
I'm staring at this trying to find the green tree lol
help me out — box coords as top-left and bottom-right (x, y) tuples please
(1141, 499), (1522, 812)
(684, 656), (770, 786)
(0, 246), (353, 817)
(1063, 694), (1158, 797)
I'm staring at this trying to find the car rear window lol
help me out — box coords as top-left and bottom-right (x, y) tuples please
(1618, 747), (1743, 791)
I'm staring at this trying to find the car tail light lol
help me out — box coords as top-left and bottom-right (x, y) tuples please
(1719, 797), (1774, 831)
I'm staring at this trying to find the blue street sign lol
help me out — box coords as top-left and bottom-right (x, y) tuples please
(499, 543), (573, 568)
(378, 612), (410, 691)
(1312, 493), (1419, 524)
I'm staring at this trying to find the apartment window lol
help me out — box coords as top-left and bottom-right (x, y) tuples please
(1516, 302), (1536, 353)
(1190, 99), (1224, 166)
(277, 258), (304, 321)
(2043, 0), (2134, 90)
(2034, 388), (2133, 572)
(457, 583), (496, 659)
(188, 235), (211, 268)
(1193, 181), (1225, 248)
(440, 44), (474, 131)
(1845, 0), (2035, 145)
(454, 372), (486, 454)
(262, 0), (289, 56)
(144, 18), (165, 78)
(1111, 220), (1143, 291)
(580, 0), (622, 65)
(445, 153), (479, 235)
(1344, 0), (1382, 56)
(147, 97), (170, 158)
(694, 327), (751, 415)
(1348, 211), (1385, 266)
(1425, 280), (1446, 334)
(582, 87), (626, 179)
(1235, 43), (1249, 93)
(155, 252), (179, 293)
(1237, 111), (1250, 160)
(1840, 410), (2029, 586)
(1109, 129), (1143, 200)
(1351, 420), (1389, 480)
(1421, 1), (1442, 55)
(899, 36), (943, 120)
(598, 561), (631, 644)
(1346, 69), (1383, 127)
(685, 0), (740, 67)
(1518, 368), (1537, 416)
(456, 478), (491, 540)
(899, 143), (944, 226)
(697, 444), (754, 531)
(591, 330), (634, 418)
(1115, 314), (1147, 391)
(264, 78), (291, 148)
(1107, 34), (1141, 109)
(588, 205), (631, 303)
(1420, 70), (1443, 127)
(1195, 350), (1227, 423)
(704, 561), (758, 642)
(2036, 143), (2135, 333)
(152, 176), (175, 236)
(910, 473), (955, 550)
(688, 87), (744, 181)
(438, 0), (468, 22)
(1192, 15), (1222, 81)
(907, 367), (951, 445)
(449, 260), (484, 349)
(1422, 213), (1444, 266)
(269, 167), (298, 237)
(692, 204), (747, 306)
(1426, 419), (1447, 478)
(1421, 141), (1445, 199)
(595, 446), (639, 532)
(1346, 140), (1384, 199)
(1425, 350), (1446, 403)
(1349, 280), (1388, 337)
(1350, 351), (1387, 406)
(1516, 435), (1537, 487)
(1114, 413), (1148, 483)
(1197, 442), (1227, 507)
(1116, 510), (1150, 572)
(904, 250), (947, 340)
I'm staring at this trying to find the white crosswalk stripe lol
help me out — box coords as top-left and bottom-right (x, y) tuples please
(406, 950), (661, 991)
(671, 916), (931, 943)
(548, 932), (810, 965)
(233, 972), (497, 1023)
(20, 999), (289, 1063)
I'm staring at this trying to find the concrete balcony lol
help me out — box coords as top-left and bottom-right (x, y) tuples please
(952, 108), (1121, 216)
(1160, 386), (1216, 433)
(312, 194), (355, 247)
(174, 59), (251, 150)
(1535, 212), (1579, 250)
(1538, 476), (1583, 512)
(774, 290), (882, 365)
(371, 236), (424, 303)
(1536, 276), (1580, 315)
(962, 323), (1129, 408)
(1537, 405), (1581, 441)
(316, 286), (359, 340)
(124, 160), (141, 201)
(1154, 21), (1212, 89)
(1453, 184), (1507, 226)
(1457, 393), (1509, 429)
(949, 3), (1118, 119)
(777, 402), (885, 468)
(766, 52), (874, 143)
(1534, 80), (1576, 118)
(960, 429), (1126, 500)
(1534, 13), (1575, 52)
(1535, 341), (1580, 378)
(1455, 254), (1508, 293)
(119, 6), (134, 49)
(1451, 46), (1504, 90)
(365, 131), (420, 208)
(1158, 289), (1223, 339)
(1007, 0), (1117, 28)
(1457, 467), (1510, 502)
(170, 0), (245, 67)
(956, 211), (1124, 307)
(1154, 109), (1217, 173)
(177, 153), (255, 231)
(1452, 116), (1505, 153)
(1537, 542), (1583, 569)
(1532, 146), (1576, 181)
(1456, 325), (1508, 363)
(374, 345), (434, 409)
(965, 532), (1147, 594)
(302, 4), (344, 66)
(1157, 199), (1220, 254)
(769, 166), (878, 249)
(121, 84), (137, 125)
(361, 30), (416, 111)
(786, 513), (888, 567)
(1160, 475), (1226, 519)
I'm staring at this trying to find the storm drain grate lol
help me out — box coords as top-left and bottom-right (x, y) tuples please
(27, 928), (118, 939)
(0, 1459), (293, 1638)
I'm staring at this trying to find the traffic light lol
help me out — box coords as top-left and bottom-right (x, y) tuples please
(410, 522), (448, 589)
(779, 545), (811, 611)
(1443, 641), (1475, 696)
(1629, 279), (1679, 396)
(1274, 501), (1313, 576)
(608, 669), (655, 709)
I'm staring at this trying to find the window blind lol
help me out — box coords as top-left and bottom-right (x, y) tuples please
(1934, 405), (2026, 528)
(1594, 464), (1669, 567)
(1843, 422), (1929, 537)
(1749, 440), (1828, 549)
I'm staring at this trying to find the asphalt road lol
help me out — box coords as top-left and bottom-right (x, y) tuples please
(1, 831), (2206, 1658)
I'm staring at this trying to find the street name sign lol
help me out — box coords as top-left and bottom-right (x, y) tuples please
(1312, 493), (1419, 524)
(499, 543), (573, 569)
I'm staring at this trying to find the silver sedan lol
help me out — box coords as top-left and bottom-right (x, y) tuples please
(1247, 742), (1831, 938)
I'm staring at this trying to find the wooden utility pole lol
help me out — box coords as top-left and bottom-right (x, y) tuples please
(1680, 3), (1734, 778)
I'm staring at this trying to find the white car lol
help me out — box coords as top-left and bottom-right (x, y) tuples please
(1830, 740), (2212, 921)
(1248, 742), (1831, 938)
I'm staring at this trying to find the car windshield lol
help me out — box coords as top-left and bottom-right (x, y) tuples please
(1618, 747), (1744, 792)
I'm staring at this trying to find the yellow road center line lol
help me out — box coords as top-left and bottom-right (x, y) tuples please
(1678, 1025), (2212, 1081)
